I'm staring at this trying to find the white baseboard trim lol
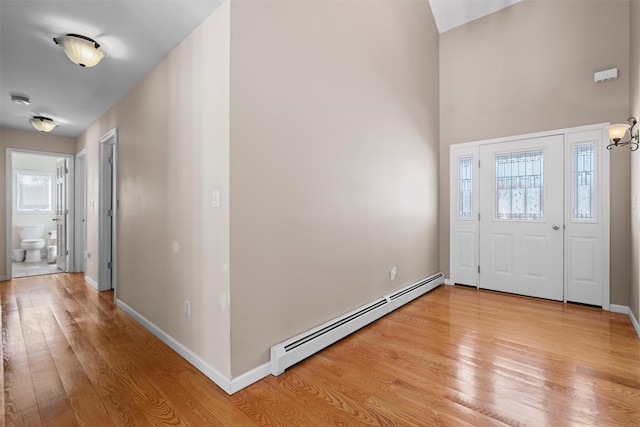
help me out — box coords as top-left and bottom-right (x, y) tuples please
(115, 298), (232, 393)
(115, 298), (269, 395)
(229, 362), (271, 394)
(0, 275), (8, 281)
(444, 278), (453, 286)
(84, 275), (99, 290)
(610, 304), (640, 339)
(631, 310), (640, 339)
(609, 304), (628, 314)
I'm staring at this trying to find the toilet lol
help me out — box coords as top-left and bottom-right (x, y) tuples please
(18, 225), (45, 262)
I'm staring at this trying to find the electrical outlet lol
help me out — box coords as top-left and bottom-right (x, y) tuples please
(184, 300), (191, 318)
(390, 266), (397, 281)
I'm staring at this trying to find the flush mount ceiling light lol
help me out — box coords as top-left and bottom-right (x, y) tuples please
(30, 116), (57, 133)
(53, 34), (105, 67)
(607, 117), (639, 151)
(11, 94), (31, 105)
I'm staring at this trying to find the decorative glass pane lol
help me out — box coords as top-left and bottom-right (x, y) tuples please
(459, 157), (473, 219)
(495, 150), (544, 220)
(574, 144), (595, 221)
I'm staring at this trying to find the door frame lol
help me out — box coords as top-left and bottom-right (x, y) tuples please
(74, 149), (86, 273)
(98, 128), (118, 293)
(449, 123), (610, 309)
(5, 148), (75, 279)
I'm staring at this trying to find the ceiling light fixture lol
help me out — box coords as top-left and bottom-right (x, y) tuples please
(53, 34), (105, 67)
(11, 94), (31, 105)
(30, 116), (57, 133)
(607, 117), (639, 151)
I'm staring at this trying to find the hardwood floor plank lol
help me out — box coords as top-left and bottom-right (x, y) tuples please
(47, 291), (156, 425)
(41, 302), (114, 426)
(231, 379), (331, 427)
(3, 275), (640, 426)
(3, 298), (42, 427)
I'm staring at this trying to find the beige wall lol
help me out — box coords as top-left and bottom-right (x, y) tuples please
(229, 0), (440, 375)
(77, 2), (232, 376)
(440, 0), (632, 305)
(0, 128), (77, 279)
(630, 0), (639, 319)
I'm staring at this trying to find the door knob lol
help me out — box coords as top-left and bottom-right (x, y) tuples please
(552, 224), (560, 230)
(52, 218), (58, 221)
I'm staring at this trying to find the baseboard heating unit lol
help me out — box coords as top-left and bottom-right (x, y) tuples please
(270, 272), (444, 375)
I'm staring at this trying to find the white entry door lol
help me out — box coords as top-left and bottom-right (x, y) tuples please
(479, 135), (564, 301)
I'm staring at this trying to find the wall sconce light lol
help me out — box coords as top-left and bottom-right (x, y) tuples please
(607, 117), (638, 151)
(30, 116), (57, 132)
(53, 34), (105, 67)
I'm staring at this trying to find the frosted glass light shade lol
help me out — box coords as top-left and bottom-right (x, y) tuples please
(608, 123), (630, 141)
(54, 34), (105, 67)
(30, 116), (57, 132)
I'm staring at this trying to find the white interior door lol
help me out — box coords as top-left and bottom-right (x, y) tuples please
(55, 158), (68, 271)
(479, 135), (564, 301)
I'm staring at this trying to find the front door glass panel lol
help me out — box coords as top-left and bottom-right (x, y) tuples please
(495, 150), (544, 220)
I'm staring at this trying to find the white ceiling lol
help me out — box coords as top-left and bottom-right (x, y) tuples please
(0, 0), (224, 137)
(0, 0), (520, 138)
(429, 0), (523, 34)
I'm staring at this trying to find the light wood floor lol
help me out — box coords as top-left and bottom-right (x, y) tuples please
(2, 273), (640, 426)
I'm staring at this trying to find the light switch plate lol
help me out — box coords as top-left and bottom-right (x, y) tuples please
(212, 190), (220, 208)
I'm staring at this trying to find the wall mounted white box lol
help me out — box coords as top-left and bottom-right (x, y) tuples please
(594, 68), (618, 83)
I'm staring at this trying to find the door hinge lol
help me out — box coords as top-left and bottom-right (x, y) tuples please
(108, 156), (113, 165)
(478, 265), (481, 274)
(66, 250), (69, 255)
(107, 209), (113, 217)
(478, 212), (480, 220)
(107, 262), (112, 269)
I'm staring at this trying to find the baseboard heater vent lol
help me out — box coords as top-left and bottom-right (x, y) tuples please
(270, 271), (444, 376)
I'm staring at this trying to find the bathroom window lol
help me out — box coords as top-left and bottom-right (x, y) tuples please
(15, 170), (53, 212)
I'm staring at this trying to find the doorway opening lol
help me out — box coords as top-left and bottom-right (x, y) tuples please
(449, 123), (610, 309)
(98, 129), (118, 292)
(5, 149), (75, 279)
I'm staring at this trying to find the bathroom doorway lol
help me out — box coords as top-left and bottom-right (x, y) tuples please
(6, 149), (74, 279)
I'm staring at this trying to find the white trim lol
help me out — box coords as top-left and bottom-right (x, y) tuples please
(74, 150), (86, 273)
(630, 310), (640, 339)
(98, 129), (117, 293)
(609, 304), (628, 314)
(444, 278), (454, 285)
(5, 148), (11, 280)
(229, 363), (271, 394)
(609, 305), (640, 339)
(115, 299), (267, 395)
(0, 275), (7, 281)
(84, 275), (99, 290)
